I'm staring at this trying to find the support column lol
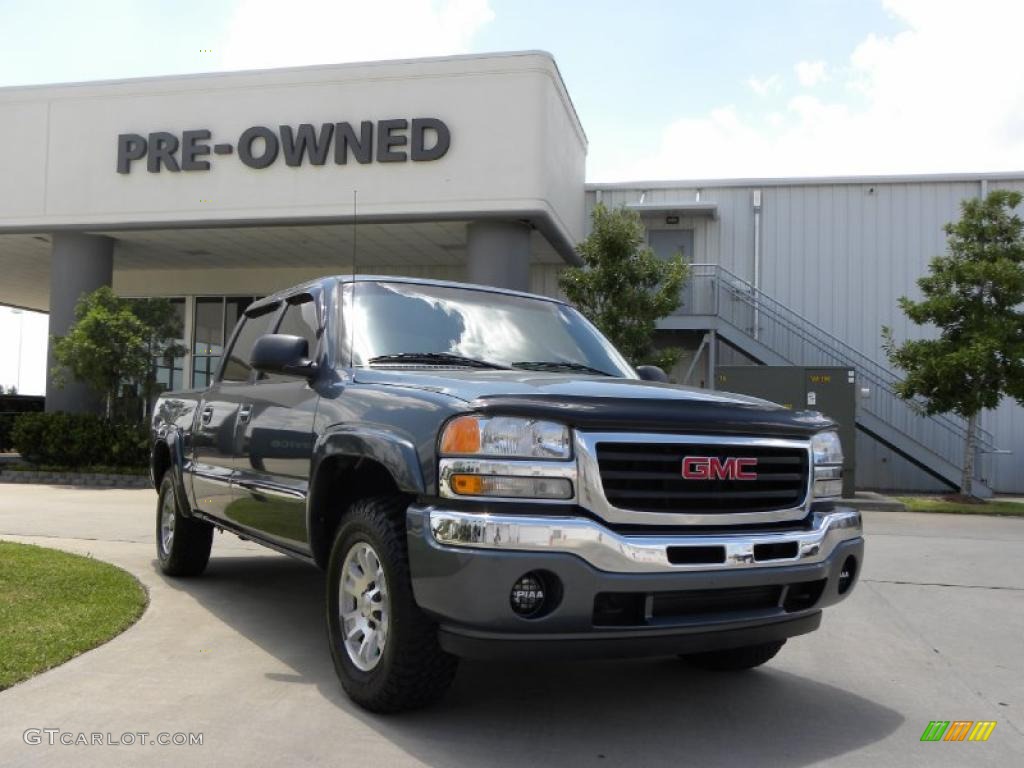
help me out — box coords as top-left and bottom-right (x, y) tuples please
(46, 233), (114, 413)
(466, 220), (532, 292)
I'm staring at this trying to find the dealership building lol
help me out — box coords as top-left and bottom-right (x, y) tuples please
(0, 51), (1020, 494)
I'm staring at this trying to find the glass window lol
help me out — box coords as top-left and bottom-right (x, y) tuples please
(192, 297), (225, 389)
(276, 297), (320, 357)
(347, 281), (635, 377)
(225, 298), (253, 343)
(222, 309), (274, 383)
(154, 298), (186, 393)
(261, 297), (320, 381)
(193, 297), (224, 355)
(191, 296), (256, 387)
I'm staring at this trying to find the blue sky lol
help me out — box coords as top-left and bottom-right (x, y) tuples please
(3, 0), (1020, 181)
(1, 0), (1022, 393)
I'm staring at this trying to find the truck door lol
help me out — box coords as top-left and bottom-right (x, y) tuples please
(191, 303), (278, 520)
(230, 292), (322, 550)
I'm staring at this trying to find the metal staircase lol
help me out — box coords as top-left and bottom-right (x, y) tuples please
(663, 264), (996, 496)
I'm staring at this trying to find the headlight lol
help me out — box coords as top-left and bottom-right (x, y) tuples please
(439, 415), (574, 501)
(811, 430), (843, 465)
(440, 415), (571, 459)
(811, 430), (843, 499)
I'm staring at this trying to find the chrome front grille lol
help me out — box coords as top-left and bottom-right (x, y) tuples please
(595, 441), (809, 514)
(575, 432), (813, 527)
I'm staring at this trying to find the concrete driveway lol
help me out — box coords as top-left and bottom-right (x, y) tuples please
(0, 485), (1021, 767)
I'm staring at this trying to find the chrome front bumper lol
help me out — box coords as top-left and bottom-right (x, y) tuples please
(427, 507), (862, 574)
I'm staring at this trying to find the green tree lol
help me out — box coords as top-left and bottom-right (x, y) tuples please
(882, 190), (1024, 497)
(129, 296), (186, 415)
(51, 287), (184, 419)
(559, 203), (689, 371)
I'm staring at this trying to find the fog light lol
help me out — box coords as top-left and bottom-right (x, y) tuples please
(510, 572), (548, 617)
(838, 555), (857, 594)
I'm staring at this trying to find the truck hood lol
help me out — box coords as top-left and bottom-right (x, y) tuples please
(352, 369), (833, 438)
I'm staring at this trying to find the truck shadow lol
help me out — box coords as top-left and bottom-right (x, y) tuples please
(160, 552), (903, 767)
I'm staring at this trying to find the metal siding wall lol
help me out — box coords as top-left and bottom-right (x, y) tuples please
(982, 396), (1024, 493)
(758, 179), (998, 490)
(758, 181), (981, 354)
(586, 187), (754, 278)
(855, 433), (948, 492)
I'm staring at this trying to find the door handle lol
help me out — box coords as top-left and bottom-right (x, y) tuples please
(200, 406), (214, 424)
(238, 404), (253, 424)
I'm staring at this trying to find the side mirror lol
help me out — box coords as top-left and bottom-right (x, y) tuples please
(250, 334), (317, 378)
(635, 365), (669, 383)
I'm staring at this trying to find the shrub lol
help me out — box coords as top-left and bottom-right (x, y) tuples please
(11, 412), (148, 469)
(0, 413), (16, 452)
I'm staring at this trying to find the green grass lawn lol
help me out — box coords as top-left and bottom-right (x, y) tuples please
(896, 496), (1024, 517)
(0, 541), (147, 690)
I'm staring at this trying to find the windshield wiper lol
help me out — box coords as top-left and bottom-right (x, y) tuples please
(368, 352), (509, 370)
(511, 360), (615, 377)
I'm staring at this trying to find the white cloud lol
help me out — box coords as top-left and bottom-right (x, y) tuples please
(747, 74), (782, 97)
(795, 59), (828, 87)
(222, 0), (494, 70)
(595, 0), (1024, 180)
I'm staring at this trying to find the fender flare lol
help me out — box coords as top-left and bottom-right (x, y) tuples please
(311, 423), (427, 496)
(153, 426), (197, 518)
(307, 424), (427, 560)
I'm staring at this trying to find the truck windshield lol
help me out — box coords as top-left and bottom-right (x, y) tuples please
(346, 281), (635, 378)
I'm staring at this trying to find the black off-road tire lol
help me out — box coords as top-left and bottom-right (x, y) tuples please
(681, 640), (786, 671)
(326, 495), (458, 713)
(155, 473), (214, 577)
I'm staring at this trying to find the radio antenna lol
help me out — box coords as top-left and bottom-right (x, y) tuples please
(348, 189), (357, 369)
(351, 188), (358, 279)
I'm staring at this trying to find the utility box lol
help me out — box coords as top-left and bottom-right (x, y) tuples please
(716, 366), (857, 498)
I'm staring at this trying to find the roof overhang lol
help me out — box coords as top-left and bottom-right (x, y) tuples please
(626, 201), (719, 220)
(0, 51), (587, 265)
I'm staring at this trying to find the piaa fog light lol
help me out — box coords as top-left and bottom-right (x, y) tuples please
(510, 572), (548, 617)
(838, 556), (857, 594)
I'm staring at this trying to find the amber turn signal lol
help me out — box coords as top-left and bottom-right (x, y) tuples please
(439, 415), (481, 455)
(450, 474), (484, 495)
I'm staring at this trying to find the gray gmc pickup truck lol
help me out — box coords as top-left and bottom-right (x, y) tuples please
(150, 276), (863, 712)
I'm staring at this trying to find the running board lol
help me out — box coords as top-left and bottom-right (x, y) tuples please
(191, 510), (317, 565)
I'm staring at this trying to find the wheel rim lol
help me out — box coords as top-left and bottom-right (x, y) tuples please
(339, 541), (390, 672)
(159, 490), (176, 556)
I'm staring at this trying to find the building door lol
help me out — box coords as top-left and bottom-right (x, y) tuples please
(648, 229), (695, 312)
(229, 293), (322, 550)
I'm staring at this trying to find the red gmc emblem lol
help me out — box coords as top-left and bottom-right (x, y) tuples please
(682, 456), (759, 481)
